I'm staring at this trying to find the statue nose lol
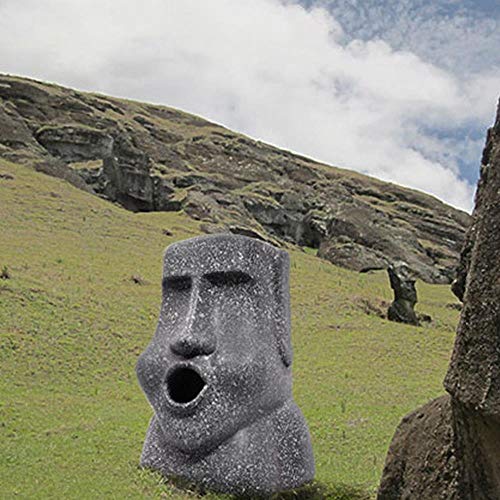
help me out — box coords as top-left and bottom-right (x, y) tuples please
(170, 333), (216, 359)
(169, 282), (216, 359)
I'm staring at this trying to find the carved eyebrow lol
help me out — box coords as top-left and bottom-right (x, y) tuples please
(163, 275), (192, 291)
(205, 270), (253, 287)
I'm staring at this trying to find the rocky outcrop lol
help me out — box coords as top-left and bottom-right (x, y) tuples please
(451, 108), (500, 301)
(35, 124), (114, 161)
(0, 74), (471, 283)
(378, 99), (500, 499)
(444, 100), (500, 416)
(387, 262), (419, 326)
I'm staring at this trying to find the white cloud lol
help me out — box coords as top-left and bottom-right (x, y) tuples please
(1, 0), (499, 211)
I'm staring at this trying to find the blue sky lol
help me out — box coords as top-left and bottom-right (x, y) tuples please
(1, 0), (499, 211)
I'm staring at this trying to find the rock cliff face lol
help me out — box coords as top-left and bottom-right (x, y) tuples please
(0, 74), (470, 283)
(378, 99), (500, 499)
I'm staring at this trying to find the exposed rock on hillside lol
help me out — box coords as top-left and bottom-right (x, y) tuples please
(0, 74), (470, 283)
(378, 99), (500, 499)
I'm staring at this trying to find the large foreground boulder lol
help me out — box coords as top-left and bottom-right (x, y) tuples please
(378, 99), (500, 499)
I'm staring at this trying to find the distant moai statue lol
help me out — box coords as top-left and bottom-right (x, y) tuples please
(136, 234), (315, 496)
(387, 262), (419, 326)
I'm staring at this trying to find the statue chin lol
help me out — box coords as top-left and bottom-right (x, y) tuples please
(141, 399), (315, 496)
(156, 379), (291, 456)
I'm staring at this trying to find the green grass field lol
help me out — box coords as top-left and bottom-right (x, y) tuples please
(0, 159), (461, 498)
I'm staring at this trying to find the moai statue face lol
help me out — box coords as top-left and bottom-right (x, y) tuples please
(388, 262), (417, 304)
(136, 234), (294, 454)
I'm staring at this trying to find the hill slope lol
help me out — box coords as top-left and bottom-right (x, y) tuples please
(0, 74), (470, 284)
(0, 158), (462, 498)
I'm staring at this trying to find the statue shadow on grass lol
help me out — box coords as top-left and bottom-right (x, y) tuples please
(164, 474), (370, 500)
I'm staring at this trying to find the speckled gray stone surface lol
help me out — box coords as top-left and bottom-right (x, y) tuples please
(136, 234), (315, 496)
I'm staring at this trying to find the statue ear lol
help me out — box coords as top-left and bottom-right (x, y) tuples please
(271, 250), (293, 367)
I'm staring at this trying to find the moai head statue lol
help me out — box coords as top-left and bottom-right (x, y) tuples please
(136, 234), (315, 496)
(388, 262), (417, 305)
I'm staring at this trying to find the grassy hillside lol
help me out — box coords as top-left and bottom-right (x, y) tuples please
(0, 74), (470, 285)
(0, 159), (461, 499)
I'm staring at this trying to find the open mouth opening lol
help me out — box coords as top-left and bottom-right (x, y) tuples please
(166, 366), (206, 404)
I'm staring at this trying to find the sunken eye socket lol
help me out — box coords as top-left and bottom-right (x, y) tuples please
(205, 271), (253, 287)
(162, 272), (252, 292)
(163, 276), (192, 292)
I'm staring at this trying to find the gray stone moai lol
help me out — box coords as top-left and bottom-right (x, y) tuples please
(387, 262), (419, 326)
(136, 234), (315, 496)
